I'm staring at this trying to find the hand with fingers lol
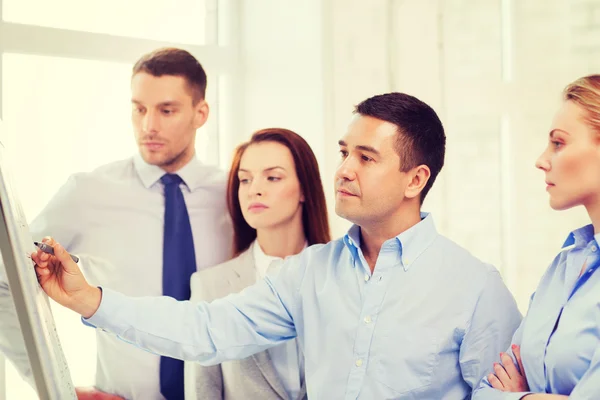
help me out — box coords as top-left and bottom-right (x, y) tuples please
(488, 344), (529, 392)
(31, 237), (102, 318)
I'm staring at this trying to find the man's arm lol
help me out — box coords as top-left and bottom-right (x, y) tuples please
(85, 276), (300, 365)
(184, 269), (225, 400)
(459, 270), (523, 397)
(34, 239), (307, 366)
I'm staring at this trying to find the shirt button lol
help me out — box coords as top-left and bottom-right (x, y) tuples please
(364, 274), (370, 282)
(592, 245), (597, 252)
(364, 315), (372, 324)
(355, 359), (363, 367)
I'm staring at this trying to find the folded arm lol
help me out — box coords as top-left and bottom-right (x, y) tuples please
(471, 290), (530, 400)
(459, 270), (523, 395)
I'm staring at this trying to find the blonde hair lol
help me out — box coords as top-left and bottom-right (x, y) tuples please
(563, 74), (600, 132)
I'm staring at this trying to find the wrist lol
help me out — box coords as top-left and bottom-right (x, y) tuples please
(74, 285), (102, 319)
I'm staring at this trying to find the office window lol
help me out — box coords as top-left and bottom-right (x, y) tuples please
(3, 0), (207, 45)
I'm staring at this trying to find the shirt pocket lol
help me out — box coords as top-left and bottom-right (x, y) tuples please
(373, 328), (440, 395)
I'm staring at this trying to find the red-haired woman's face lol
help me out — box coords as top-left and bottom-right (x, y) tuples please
(237, 141), (304, 231)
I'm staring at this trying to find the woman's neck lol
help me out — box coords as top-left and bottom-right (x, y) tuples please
(586, 196), (600, 234)
(256, 213), (306, 258)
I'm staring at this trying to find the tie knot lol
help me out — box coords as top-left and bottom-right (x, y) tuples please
(160, 173), (183, 186)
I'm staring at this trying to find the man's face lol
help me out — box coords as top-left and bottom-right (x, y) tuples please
(131, 72), (208, 172)
(334, 115), (415, 226)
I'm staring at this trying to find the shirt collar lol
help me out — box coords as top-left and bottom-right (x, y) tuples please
(253, 240), (281, 267)
(343, 212), (438, 271)
(133, 153), (207, 191)
(562, 224), (598, 249)
(252, 239), (308, 279)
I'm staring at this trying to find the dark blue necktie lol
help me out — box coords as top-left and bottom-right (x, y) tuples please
(160, 173), (197, 400)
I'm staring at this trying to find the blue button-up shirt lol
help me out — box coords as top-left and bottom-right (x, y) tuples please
(473, 224), (600, 399)
(86, 213), (521, 399)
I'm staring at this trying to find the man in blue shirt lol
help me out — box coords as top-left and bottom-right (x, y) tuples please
(33, 92), (523, 399)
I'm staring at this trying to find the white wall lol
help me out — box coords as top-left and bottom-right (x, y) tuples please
(240, 0), (599, 312)
(237, 0), (326, 162)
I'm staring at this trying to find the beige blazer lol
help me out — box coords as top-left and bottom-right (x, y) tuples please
(183, 245), (307, 400)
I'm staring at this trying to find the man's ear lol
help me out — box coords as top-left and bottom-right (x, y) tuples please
(404, 165), (431, 200)
(193, 100), (209, 129)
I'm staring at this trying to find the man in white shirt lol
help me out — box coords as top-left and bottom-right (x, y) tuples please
(0, 48), (232, 399)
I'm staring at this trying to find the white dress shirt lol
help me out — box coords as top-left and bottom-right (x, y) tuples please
(252, 241), (304, 400)
(3, 154), (232, 399)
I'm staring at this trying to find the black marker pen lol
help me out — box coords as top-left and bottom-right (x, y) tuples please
(33, 242), (79, 263)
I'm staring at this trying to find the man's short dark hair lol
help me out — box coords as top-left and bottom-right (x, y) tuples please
(132, 47), (207, 104)
(355, 92), (446, 203)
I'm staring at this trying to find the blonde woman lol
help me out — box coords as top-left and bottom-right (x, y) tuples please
(474, 75), (600, 399)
